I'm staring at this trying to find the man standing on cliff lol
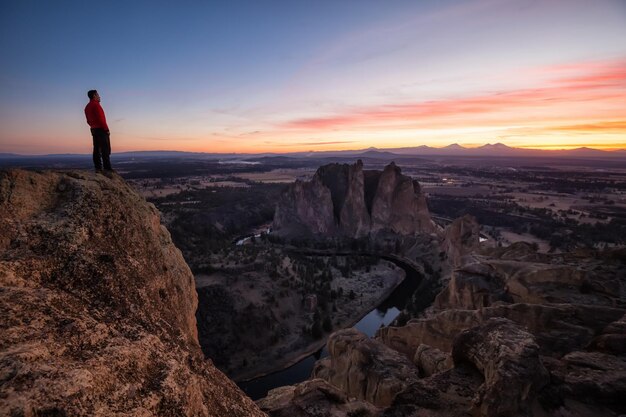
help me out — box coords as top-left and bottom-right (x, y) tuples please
(85, 90), (113, 174)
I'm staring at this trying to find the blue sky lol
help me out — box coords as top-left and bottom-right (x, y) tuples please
(1, 0), (625, 154)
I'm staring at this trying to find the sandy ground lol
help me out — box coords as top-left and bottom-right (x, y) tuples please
(233, 168), (315, 183)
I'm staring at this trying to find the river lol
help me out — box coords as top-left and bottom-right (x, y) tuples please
(237, 258), (422, 400)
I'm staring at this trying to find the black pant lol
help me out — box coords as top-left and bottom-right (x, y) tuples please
(91, 128), (112, 171)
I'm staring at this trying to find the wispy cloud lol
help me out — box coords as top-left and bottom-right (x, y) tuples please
(281, 59), (626, 131)
(545, 121), (626, 133)
(268, 140), (355, 147)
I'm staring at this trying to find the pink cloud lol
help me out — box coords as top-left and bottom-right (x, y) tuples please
(282, 59), (626, 131)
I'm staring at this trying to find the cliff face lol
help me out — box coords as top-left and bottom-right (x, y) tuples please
(273, 161), (436, 239)
(0, 170), (265, 417)
(272, 174), (335, 237)
(370, 162), (433, 236)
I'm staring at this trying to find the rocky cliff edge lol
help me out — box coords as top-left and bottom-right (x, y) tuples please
(0, 170), (266, 417)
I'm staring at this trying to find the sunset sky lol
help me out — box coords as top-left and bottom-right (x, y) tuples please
(1, 0), (625, 155)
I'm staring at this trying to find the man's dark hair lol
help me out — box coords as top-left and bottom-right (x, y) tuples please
(87, 90), (98, 99)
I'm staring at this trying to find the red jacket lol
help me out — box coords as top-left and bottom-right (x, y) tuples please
(85, 99), (109, 131)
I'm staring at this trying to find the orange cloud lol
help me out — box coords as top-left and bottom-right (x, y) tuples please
(546, 121), (626, 132)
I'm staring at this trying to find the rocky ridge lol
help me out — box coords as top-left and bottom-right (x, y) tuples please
(260, 230), (626, 413)
(273, 161), (436, 239)
(0, 170), (266, 417)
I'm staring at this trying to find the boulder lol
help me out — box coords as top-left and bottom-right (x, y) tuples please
(313, 328), (419, 407)
(257, 378), (380, 417)
(433, 261), (510, 310)
(452, 318), (549, 416)
(383, 319), (549, 417)
(381, 365), (483, 417)
(413, 344), (452, 377)
(545, 351), (626, 408)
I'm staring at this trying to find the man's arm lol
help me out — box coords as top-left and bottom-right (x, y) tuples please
(97, 103), (110, 132)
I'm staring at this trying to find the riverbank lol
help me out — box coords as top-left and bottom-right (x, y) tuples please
(194, 248), (406, 383)
(238, 254), (424, 400)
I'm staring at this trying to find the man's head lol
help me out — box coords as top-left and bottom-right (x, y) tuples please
(87, 90), (100, 101)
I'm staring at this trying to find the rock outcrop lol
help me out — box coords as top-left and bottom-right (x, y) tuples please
(413, 344), (451, 377)
(378, 302), (624, 359)
(0, 170), (265, 417)
(375, 244), (626, 416)
(273, 161), (436, 239)
(257, 378), (380, 417)
(312, 328), (419, 407)
(452, 318), (549, 416)
(272, 174), (335, 237)
(369, 162), (434, 236)
(441, 214), (480, 267)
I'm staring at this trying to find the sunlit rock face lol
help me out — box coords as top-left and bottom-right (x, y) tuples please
(273, 161), (436, 239)
(0, 169), (266, 417)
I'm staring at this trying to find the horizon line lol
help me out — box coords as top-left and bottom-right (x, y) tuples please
(2, 142), (626, 157)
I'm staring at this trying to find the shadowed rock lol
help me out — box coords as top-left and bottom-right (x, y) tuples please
(377, 303), (624, 359)
(545, 351), (626, 409)
(273, 174), (335, 236)
(312, 328), (419, 407)
(273, 161), (435, 239)
(381, 365), (483, 417)
(257, 378), (380, 417)
(413, 344), (452, 377)
(370, 162), (435, 236)
(441, 214), (481, 267)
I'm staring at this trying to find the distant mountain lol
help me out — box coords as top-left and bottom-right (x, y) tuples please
(478, 142), (514, 151)
(562, 147), (626, 158)
(357, 149), (402, 158)
(443, 143), (465, 150)
(2, 144), (625, 162)
(344, 143), (626, 158)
